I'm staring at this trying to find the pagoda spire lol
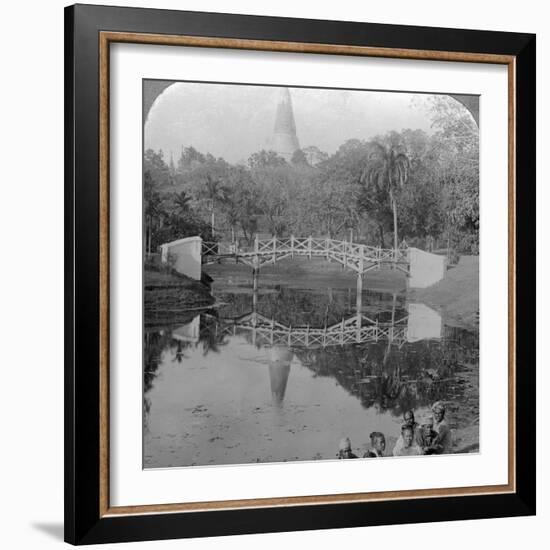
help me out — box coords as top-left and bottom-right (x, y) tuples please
(169, 151), (176, 176)
(271, 88), (300, 160)
(268, 346), (293, 405)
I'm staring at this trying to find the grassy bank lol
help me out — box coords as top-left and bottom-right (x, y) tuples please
(144, 265), (214, 327)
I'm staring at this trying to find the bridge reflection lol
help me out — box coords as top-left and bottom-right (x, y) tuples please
(175, 289), (441, 351)
(167, 283), (443, 406)
(144, 285), (477, 421)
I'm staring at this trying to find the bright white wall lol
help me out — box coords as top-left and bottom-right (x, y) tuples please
(0, 0), (546, 549)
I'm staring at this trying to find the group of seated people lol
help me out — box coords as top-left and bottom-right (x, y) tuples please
(337, 401), (452, 459)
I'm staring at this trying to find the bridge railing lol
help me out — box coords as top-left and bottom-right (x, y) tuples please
(202, 236), (409, 265)
(263, 236), (408, 263)
(216, 311), (409, 349)
(233, 311), (408, 332)
(202, 241), (238, 256)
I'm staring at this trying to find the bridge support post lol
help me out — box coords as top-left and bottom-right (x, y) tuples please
(356, 272), (363, 342)
(343, 239), (347, 270)
(252, 274), (258, 308)
(253, 234), (260, 276)
(251, 309), (257, 347)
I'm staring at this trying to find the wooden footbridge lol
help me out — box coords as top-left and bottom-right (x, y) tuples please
(215, 311), (409, 350)
(202, 236), (409, 275)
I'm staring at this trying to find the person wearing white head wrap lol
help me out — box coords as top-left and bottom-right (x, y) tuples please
(337, 437), (358, 459)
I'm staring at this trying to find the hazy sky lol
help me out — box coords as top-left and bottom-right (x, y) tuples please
(144, 82), (437, 164)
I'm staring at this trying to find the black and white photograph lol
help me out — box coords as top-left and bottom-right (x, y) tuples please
(0, 0), (544, 545)
(142, 80), (480, 469)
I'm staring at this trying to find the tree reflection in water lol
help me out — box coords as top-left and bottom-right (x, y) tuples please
(143, 286), (478, 426)
(297, 329), (477, 418)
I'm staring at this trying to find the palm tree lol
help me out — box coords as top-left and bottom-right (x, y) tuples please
(200, 174), (226, 233)
(173, 190), (192, 215)
(361, 142), (410, 251)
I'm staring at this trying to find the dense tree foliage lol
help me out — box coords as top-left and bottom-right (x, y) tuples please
(360, 137), (409, 250)
(143, 96), (479, 255)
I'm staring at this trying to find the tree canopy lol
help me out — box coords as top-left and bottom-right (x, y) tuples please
(144, 97), (479, 255)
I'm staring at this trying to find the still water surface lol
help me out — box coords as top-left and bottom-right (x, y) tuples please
(144, 268), (478, 468)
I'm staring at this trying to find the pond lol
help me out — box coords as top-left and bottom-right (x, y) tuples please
(143, 261), (479, 468)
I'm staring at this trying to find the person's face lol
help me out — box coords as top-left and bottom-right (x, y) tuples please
(433, 408), (444, 423)
(403, 429), (414, 447)
(404, 411), (414, 426)
(423, 424), (433, 437)
(374, 436), (386, 453)
(339, 441), (352, 457)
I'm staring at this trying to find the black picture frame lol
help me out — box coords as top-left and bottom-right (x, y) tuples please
(65, 3), (536, 545)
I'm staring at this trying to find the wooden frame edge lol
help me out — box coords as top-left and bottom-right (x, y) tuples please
(103, 484), (515, 517)
(98, 30), (517, 518)
(99, 31), (110, 517)
(507, 57), (517, 494)
(101, 31), (515, 64)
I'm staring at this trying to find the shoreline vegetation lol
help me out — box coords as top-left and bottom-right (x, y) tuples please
(144, 263), (214, 327)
